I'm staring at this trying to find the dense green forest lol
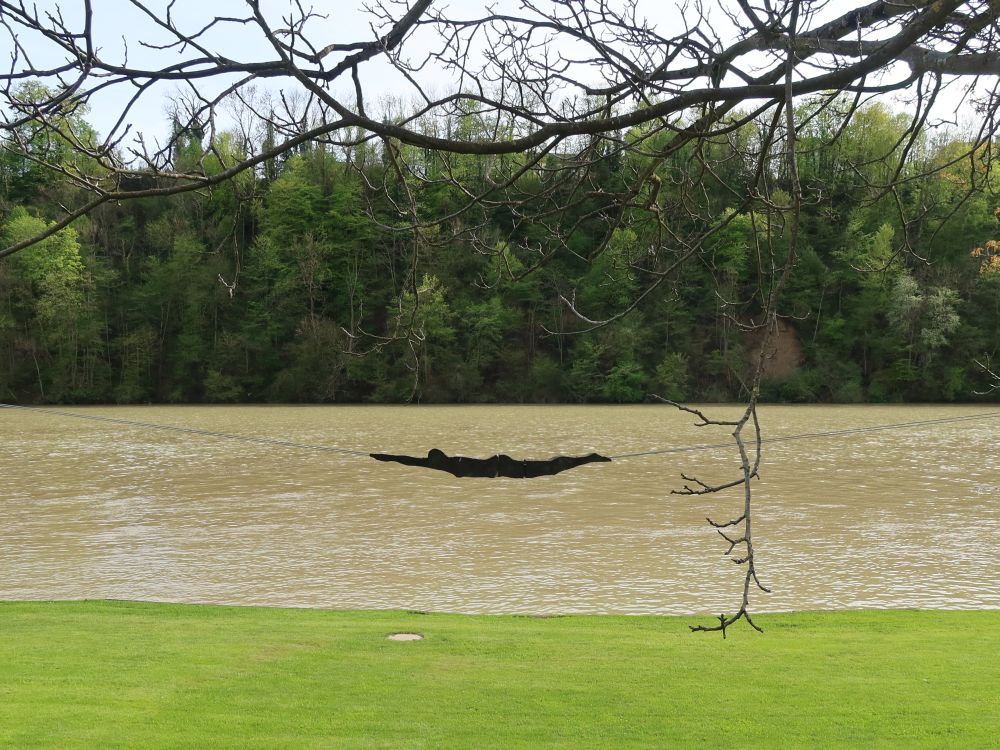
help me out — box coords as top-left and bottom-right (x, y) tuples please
(2, 95), (999, 404)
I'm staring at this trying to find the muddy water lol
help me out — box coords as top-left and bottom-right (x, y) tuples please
(1, 404), (998, 614)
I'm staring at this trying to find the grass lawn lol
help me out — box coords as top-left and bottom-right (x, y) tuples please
(0, 602), (996, 748)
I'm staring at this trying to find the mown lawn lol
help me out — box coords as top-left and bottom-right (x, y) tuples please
(0, 602), (996, 748)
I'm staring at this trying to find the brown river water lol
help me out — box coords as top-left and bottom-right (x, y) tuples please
(2, 404), (998, 614)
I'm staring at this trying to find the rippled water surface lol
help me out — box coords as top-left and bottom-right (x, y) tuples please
(2, 404), (998, 614)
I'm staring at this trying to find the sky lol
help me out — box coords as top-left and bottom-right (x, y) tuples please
(6, 0), (992, 147)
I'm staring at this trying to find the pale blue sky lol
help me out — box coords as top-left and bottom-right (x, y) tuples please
(7, 1), (988, 146)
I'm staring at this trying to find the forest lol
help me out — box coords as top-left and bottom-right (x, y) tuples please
(2, 93), (999, 405)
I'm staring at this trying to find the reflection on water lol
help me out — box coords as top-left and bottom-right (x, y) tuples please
(1, 404), (998, 614)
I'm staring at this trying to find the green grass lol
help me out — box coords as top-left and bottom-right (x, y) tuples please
(0, 602), (997, 748)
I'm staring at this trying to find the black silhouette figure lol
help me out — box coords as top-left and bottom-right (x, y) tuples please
(370, 448), (611, 478)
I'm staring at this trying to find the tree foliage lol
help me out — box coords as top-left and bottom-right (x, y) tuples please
(1, 100), (998, 404)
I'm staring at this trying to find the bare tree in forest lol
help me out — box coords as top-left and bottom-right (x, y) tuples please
(2, 0), (999, 633)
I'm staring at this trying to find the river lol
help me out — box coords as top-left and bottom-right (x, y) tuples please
(2, 404), (998, 614)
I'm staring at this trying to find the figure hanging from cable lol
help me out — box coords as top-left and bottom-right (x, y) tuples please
(369, 448), (611, 478)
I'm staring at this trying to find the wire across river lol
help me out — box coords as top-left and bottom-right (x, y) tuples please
(3, 402), (998, 463)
